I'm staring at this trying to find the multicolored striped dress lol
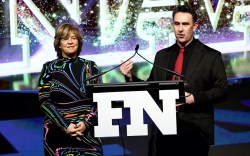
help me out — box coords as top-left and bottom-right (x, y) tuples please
(38, 57), (103, 156)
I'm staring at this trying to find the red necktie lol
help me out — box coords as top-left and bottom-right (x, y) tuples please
(172, 48), (184, 80)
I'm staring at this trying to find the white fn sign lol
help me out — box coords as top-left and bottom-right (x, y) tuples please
(93, 90), (179, 137)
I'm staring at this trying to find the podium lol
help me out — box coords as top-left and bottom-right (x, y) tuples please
(87, 80), (185, 103)
(86, 80), (185, 155)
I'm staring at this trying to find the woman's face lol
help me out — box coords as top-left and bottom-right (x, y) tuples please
(59, 31), (79, 59)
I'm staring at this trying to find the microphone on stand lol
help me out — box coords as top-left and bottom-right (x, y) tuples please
(84, 45), (139, 82)
(135, 44), (188, 82)
(135, 44), (193, 103)
(136, 44), (193, 106)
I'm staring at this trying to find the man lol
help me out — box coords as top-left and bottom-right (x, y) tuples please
(120, 5), (229, 156)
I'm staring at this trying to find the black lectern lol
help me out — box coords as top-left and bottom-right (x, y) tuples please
(86, 80), (185, 103)
(86, 80), (185, 156)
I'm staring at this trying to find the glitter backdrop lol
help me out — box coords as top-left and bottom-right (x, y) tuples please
(0, 0), (250, 90)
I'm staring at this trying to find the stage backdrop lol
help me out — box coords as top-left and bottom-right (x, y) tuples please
(0, 1), (250, 156)
(0, 0), (250, 90)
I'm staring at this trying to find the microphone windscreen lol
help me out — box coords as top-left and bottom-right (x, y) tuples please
(135, 44), (139, 51)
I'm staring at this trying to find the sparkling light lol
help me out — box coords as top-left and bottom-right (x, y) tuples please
(0, 0), (250, 89)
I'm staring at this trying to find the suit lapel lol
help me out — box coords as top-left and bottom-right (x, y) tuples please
(156, 41), (204, 81)
(160, 49), (172, 80)
(185, 40), (204, 79)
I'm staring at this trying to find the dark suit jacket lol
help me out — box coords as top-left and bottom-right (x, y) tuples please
(134, 39), (229, 144)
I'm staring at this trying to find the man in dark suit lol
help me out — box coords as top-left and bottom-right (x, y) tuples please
(120, 5), (229, 156)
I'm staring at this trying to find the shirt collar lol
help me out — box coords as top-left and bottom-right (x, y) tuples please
(177, 37), (197, 53)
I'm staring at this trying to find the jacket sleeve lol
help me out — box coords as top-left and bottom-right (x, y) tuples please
(192, 52), (229, 106)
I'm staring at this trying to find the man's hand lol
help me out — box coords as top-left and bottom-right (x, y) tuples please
(120, 60), (133, 81)
(185, 92), (194, 104)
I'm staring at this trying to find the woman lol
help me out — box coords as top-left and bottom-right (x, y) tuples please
(38, 23), (103, 155)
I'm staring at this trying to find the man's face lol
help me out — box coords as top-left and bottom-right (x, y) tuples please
(173, 12), (198, 47)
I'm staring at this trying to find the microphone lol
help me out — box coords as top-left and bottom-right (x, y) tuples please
(135, 44), (192, 103)
(135, 44), (139, 52)
(84, 45), (139, 82)
(135, 44), (188, 82)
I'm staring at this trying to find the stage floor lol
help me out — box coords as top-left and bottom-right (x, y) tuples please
(1, 80), (250, 155)
(0, 110), (250, 156)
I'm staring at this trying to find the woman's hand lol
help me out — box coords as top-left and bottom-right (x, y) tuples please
(66, 121), (86, 141)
